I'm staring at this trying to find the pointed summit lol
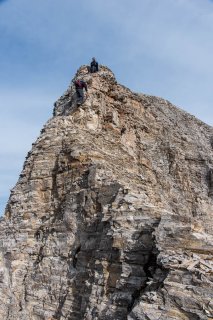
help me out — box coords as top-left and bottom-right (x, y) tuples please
(53, 65), (116, 116)
(0, 65), (212, 320)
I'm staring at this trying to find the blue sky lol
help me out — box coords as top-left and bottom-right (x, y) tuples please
(0, 0), (213, 214)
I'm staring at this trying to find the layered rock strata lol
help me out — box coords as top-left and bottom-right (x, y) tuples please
(0, 65), (213, 320)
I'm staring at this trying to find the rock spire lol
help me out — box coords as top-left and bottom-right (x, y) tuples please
(0, 65), (213, 320)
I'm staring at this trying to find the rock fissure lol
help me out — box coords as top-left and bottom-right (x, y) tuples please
(53, 284), (69, 320)
(207, 169), (213, 197)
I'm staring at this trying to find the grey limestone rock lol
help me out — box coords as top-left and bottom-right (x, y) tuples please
(0, 65), (213, 320)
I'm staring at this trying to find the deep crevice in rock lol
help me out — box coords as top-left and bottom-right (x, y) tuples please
(95, 223), (169, 320)
(53, 288), (69, 320)
(127, 232), (168, 316)
(64, 184), (123, 320)
(72, 245), (81, 268)
(34, 245), (45, 266)
(207, 168), (213, 197)
(180, 309), (200, 320)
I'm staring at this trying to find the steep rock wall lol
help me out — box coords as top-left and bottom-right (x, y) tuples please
(0, 66), (213, 320)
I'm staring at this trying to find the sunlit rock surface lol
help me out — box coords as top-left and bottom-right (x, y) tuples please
(0, 65), (213, 320)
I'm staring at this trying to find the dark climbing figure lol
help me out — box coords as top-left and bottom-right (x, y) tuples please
(74, 79), (88, 105)
(90, 57), (99, 73)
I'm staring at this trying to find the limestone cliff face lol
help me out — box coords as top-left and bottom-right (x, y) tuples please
(0, 66), (213, 320)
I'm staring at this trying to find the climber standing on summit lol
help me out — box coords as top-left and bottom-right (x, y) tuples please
(74, 79), (88, 105)
(90, 57), (99, 73)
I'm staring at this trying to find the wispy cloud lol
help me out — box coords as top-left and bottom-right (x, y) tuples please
(84, 0), (213, 123)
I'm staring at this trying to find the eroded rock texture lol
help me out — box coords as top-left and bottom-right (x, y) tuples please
(0, 65), (213, 320)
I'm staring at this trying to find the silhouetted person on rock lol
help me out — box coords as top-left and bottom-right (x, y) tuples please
(90, 57), (99, 73)
(74, 79), (88, 105)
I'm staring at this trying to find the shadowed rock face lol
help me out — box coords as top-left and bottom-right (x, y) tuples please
(0, 65), (213, 320)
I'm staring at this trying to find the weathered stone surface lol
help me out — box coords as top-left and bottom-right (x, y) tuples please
(0, 65), (213, 320)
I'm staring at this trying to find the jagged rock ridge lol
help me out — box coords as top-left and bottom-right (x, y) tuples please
(0, 65), (213, 320)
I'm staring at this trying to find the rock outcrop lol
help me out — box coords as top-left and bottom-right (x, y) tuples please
(0, 65), (213, 320)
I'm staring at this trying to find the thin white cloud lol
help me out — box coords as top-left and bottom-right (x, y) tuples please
(0, 91), (54, 149)
(87, 0), (213, 74)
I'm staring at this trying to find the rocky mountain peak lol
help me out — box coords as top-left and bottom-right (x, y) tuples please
(53, 65), (116, 117)
(0, 65), (213, 320)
